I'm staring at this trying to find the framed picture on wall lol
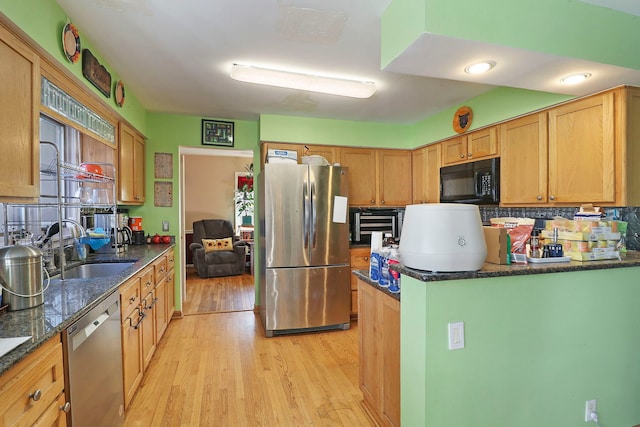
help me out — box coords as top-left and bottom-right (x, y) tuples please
(202, 119), (234, 147)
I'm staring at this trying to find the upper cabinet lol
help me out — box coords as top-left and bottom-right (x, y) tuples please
(499, 113), (548, 205)
(547, 92), (615, 204)
(337, 147), (378, 206)
(412, 143), (441, 204)
(337, 147), (412, 207)
(119, 122), (146, 204)
(442, 127), (498, 166)
(500, 87), (640, 207)
(0, 24), (40, 201)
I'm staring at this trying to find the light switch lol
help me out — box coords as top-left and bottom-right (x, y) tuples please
(448, 321), (465, 350)
(162, 221), (169, 232)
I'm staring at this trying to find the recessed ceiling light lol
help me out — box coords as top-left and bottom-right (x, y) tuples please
(464, 61), (496, 75)
(229, 64), (376, 98)
(560, 73), (592, 85)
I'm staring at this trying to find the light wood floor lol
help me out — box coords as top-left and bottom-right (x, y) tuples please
(123, 310), (375, 426)
(182, 267), (255, 315)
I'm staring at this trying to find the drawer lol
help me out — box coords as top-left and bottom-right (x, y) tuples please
(0, 337), (64, 427)
(152, 255), (168, 283)
(166, 248), (175, 272)
(120, 276), (141, 320)
(350, 247), (370, 268)
(139, 266), (154, 295)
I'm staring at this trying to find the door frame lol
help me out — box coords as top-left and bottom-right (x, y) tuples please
(178, 146), (253, 303)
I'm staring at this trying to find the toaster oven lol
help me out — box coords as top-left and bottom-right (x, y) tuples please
(350, 208), (403, 244)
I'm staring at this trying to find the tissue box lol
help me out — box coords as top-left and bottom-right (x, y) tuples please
(267, 149), (298, 163)
(483, 226), (509, 265)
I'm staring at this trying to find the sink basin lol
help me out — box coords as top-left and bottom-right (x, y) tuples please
(58, 262), (135, 279)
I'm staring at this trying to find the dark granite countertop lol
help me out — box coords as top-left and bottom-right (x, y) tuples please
(352, 270), (400, 301)
(395, 250), (640, 282)
(353, 251), (640, 300)
(0, 244), (174, 376)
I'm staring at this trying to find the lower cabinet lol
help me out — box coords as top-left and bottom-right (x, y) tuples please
(349, 247), (370, 316)
(120, 247), (175, 410)
(358, 279), (400, 427)
(0, 336), (69, 426)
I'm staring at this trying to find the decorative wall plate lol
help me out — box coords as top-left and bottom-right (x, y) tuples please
(114, 80), (125, 107)
(453, 106), (473, 134)
(62, 22), (81, 63)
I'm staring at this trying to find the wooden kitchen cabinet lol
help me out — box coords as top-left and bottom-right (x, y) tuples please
(499, 112), (549, 205)
(349, 247), (370, 316)
(120, 275), (144, 409)
(442, 127), (499, 166)
(0, 23), (40, 201)
(547, 91), (615, 204)
(378, 149), (412, 207)
(139, 267), (156, 371)
(412, 143), (441, 204)
(358, 279), (400, 427)
(337, 147), (378, 205)
(500, 89), (640, 206)
(118, 122), (145, 204)
(153, 248), (174, 341)
(338, 147), (412, 207)
(0, 336), (68, 426)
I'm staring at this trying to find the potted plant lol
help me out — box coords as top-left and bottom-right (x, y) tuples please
(234, 178), (254, 226)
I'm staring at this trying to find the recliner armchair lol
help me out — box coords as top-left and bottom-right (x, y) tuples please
(189, 219), (246, 278)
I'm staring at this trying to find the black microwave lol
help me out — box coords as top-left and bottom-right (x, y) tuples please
(440, 158), (499, 204)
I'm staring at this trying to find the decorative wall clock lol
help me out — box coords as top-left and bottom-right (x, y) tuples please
(453, 106), (473, 134)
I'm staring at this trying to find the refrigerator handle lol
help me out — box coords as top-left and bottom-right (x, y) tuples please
(311, 180), (317, 248)
(303, 178), (309, 249)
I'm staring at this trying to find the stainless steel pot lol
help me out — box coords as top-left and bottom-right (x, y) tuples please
(0, 245), (50, 311)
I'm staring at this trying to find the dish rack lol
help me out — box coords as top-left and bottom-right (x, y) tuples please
(1, 141), (119, 275)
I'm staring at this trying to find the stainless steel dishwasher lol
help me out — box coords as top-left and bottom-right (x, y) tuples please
(63, 290), (124, 426)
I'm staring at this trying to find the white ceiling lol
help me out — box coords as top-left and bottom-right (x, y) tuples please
(55, 0), (640, 124)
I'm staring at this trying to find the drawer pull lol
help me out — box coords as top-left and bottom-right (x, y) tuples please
(129, 296), (136, 304)
(30, 390), (42, 402)
(145, 280), (152, 288)
(60, 402), (71, 413)
(364, 257), (369, 261)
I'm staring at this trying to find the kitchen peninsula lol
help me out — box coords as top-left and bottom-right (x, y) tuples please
(355, 252), (640, 427)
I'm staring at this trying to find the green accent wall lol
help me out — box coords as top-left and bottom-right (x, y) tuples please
(402, 268), (640, 426)
(382, 0), (640, 71)
(127, 113), (260, 306)
(260, 115), (415, 149)
(0, 0), (148, 133)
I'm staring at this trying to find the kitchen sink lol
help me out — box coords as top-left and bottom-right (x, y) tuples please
(57, 262), (135, 279)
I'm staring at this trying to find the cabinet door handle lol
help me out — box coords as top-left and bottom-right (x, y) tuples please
(129, 296), (136, 304)
(60, 402), (71, 413)
(467, 153), (472, 157)
(459, 154), (465, 158)
(371, 199), (375, 203)
(381, 200), (385, 204)
(549, 195), (556, 201)
(537, 195), (543, 201)
(30, 389), (42, 402)
(364, 257), (369, 261)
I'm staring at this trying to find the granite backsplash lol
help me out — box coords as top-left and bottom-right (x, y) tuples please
(477, 206), (640, 251)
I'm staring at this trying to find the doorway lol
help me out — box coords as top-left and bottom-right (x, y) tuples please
(179, 146), (254, 315)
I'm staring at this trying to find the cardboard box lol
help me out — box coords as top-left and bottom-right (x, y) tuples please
(483, 226), (509, 265)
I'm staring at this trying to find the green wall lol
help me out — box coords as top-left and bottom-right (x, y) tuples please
(402, 268), (640, 426)
(382, 0), (640, 70)
(0, 0), (148, 133)
(129, 113), (260, 306)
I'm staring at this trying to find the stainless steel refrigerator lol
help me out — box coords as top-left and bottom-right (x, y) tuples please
(258, 163), (350, 337)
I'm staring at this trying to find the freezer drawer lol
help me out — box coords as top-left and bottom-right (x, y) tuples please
(260, 265), (350, 336)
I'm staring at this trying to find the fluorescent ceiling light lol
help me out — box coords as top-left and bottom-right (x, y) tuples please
(560, 73), (592, 85)
(464, 61), (496, 74)
(230, 64), (376, 98)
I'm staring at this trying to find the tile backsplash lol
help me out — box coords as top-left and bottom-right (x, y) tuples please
(478, 206), (640, 251)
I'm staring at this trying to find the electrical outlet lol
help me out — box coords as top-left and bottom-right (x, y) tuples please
(162, 221), (169, 232)
(585, 399), (597, 422)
